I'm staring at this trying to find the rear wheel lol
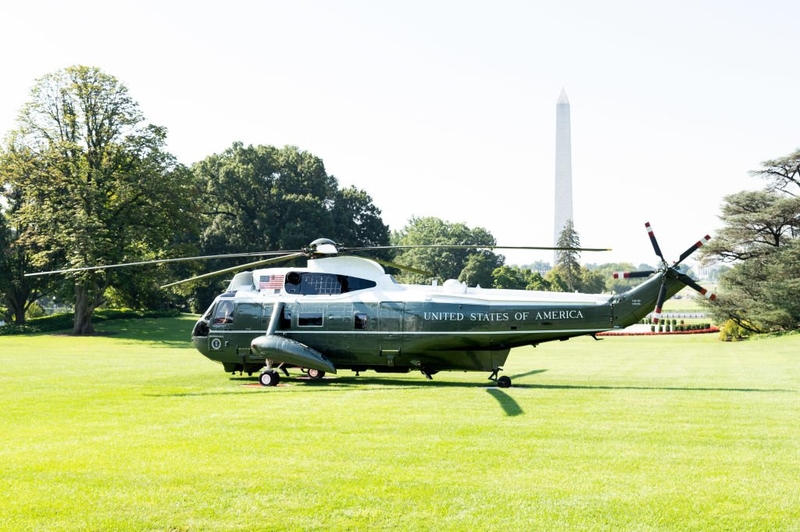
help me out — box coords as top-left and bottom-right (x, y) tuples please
(307, 368), (326, 380)
(497, 375), (512, 388)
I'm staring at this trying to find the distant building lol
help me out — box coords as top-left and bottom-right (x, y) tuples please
(554, 88), (574, 260)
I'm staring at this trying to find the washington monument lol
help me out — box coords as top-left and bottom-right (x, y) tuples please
(554, 88), (573, 254)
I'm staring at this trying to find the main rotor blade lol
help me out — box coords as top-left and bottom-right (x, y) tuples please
(24, 251), (295, 277)
(645, 222), (666, 262)
(676, 272), (717, 301)
(344, 244), (611, 252)
(675, 235), (711, 265)
(160, 252), (306, 289)
(612, 270), (655, 279)
(652, 279), (668, 324)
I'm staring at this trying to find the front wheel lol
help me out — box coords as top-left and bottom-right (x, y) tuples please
(259, 370), (280, 387)
(497, 375), (512, 388)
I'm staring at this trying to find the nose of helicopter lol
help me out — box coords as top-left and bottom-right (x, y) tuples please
(191, 318), (211, 356)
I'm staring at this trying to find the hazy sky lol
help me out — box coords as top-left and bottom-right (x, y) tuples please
(1, 0), (798, 267)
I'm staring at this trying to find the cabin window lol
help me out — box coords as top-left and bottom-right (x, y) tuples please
(235, 302), (263, 330)
(284, 272), (377, 295)
(354, 312), (368, 330)
(213, 299), (234, 324)
(298, 312), (323, 327)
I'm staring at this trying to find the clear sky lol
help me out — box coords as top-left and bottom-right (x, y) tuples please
(1, 0), (798, 267)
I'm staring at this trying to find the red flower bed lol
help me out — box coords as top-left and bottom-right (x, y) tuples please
(598, 327), (719, 337)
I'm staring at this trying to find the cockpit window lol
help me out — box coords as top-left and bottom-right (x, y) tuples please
(213, 299), (234, 324)
(284, 272), (376, 295)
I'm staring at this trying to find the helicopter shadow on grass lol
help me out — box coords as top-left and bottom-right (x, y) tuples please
(481, 369), (549, 417)
(229, 368), (551, 416)
(150, 370), (549, 418)
(145, 376), (492, 399)
(225, 367), (549, 390)
(147, 370), (794, 415)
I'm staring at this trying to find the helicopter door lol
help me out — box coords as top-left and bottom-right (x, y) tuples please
(378, 302), (404, 365)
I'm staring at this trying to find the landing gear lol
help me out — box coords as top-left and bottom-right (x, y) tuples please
(259, 369), (280, 387)
(488, 368), (512, 388)
(420, 368), (438, 380)
(306, 368), (326, 380)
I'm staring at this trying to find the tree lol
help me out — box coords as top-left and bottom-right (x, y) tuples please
(752, 147), (800, 197)
(521, 260), (551, 275)
(701, 190), (800, 262)
(2, 66), (196, 334)
(589, 262), (641, 294)
(195, 143), (388, 252)
(194, 143), (336, 254)
(544, 268), (570, 292)
(551, 219), (582, 292)
(700, 149), (800, 333)
(525, 271), (552, 291)
(391, 217), (502, 285)
(458, 253), (497, 288)
(708, 239), (800, 332)
(0, 184), (54, 324)
(579, 267), (607, 294)
(189, 143), (389, 310)
(330, 185), (391, 249)
(491, 265), (529, 290)
(491, 264), (552, 291)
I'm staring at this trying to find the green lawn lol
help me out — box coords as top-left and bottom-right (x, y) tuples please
(1, 316), (799, 531)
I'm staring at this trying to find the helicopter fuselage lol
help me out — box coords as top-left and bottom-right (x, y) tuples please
(190, 255), (684, 378)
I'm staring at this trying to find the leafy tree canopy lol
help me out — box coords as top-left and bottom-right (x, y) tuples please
(0, 184), (53, 324)
(1, 65), (197, 333)
(701, 189), (800, 262)
(391, 217), (502, 284)
(492, 265), (552, 291)
(751, 147), (800, 197)
(188, 143), (389, 309)
(194, 143), (388, 254)
(700, 148), (800, 333)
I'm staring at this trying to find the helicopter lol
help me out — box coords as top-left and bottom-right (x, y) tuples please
(28, 222), (716, 388)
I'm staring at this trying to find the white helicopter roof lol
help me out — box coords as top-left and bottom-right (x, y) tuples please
(228, 255), (395, 293)
(227, 254), (611, 306)
(305, 255), (387, 280)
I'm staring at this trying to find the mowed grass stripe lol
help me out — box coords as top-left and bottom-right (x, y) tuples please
(1, 316), (799, 531)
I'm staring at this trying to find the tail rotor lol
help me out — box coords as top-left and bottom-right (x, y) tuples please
(614, 222), (718, 324)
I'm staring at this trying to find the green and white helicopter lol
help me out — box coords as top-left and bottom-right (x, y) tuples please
(33, 222), (716, 387)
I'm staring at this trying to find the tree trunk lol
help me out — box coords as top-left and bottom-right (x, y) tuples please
(73, 283), (95, 335)
(5, 285), (30, 325)
(12, 305), (26, 325)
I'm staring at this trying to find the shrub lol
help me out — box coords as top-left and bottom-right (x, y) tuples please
(25, 302), (46, 320)
(719, 320), (750, 342)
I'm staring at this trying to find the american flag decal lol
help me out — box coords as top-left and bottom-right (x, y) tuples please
(258, 274), (285, 290)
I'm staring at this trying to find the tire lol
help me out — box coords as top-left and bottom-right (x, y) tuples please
(307, 368), (325, 380)
(497, 376), (512, 388)
(259, 370), (280, 387)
